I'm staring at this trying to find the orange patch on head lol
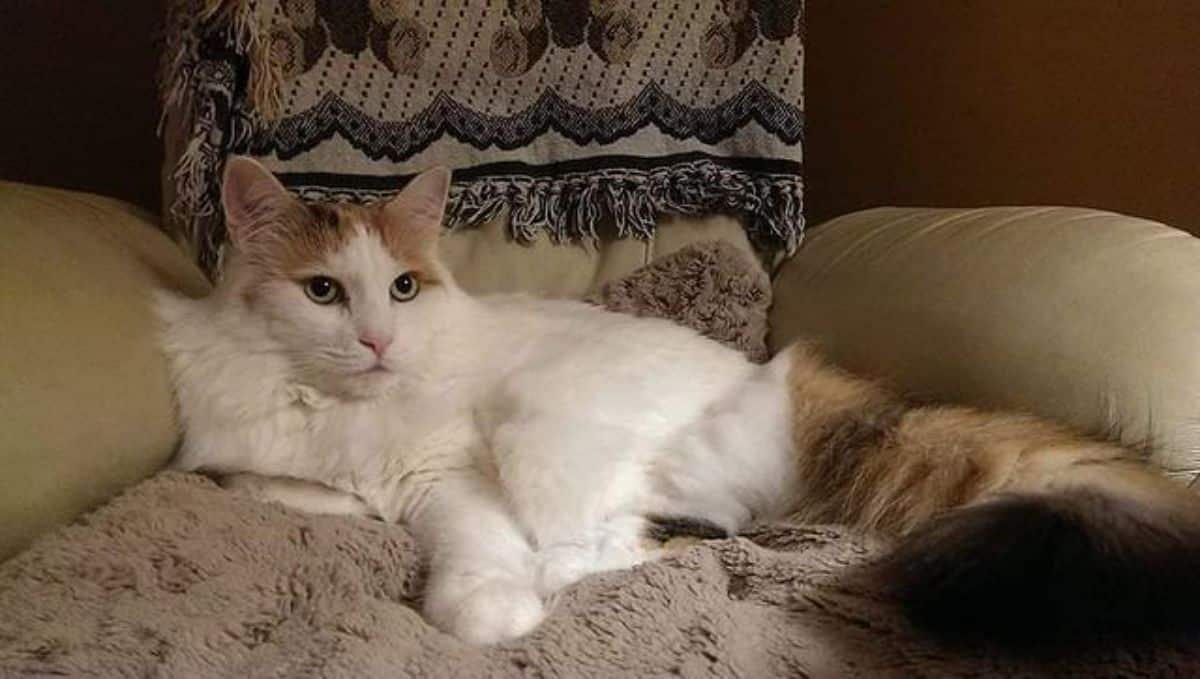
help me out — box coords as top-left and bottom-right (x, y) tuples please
(277, 202), (355, 272)
(232, 166), (451, 302)
(238, 195), (447, 298)
(241, 201), (354, 277)
(363, 201), (445, 285)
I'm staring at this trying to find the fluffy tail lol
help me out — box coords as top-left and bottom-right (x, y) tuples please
(874, 461), (1200, 644)
(782, 344), (1200, 643)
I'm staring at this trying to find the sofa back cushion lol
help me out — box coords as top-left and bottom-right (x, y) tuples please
(441, 212), (758, 299)
(0, 182), (210, 560)
(772, 206), (1200, 486)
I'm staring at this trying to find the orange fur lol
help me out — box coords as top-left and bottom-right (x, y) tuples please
(241, 198), (444, 300)
(783, 342), (1159, 535)
(783, 342), (1200, 642)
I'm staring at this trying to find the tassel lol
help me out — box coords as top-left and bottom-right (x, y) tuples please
(436, 160), (803, 254)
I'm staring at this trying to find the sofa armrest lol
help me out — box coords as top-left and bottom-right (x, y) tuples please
(770, 206), (1200, 484)
(0, 182), (210, 560)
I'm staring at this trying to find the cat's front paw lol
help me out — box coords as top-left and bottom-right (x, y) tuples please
(425, 579), (545, 645)
(536, 523), (651, 596)
(537, 543), (596, 595)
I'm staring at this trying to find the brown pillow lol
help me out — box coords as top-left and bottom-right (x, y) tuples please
(587, 241), (773, 363)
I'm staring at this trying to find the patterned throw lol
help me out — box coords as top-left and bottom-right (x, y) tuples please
(161, 0), (805, 277)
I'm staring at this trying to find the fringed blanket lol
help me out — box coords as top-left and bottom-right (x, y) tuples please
(161, 0), (805, 276)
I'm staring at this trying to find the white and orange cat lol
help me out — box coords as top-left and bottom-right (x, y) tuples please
(157, 157), (1200, 646)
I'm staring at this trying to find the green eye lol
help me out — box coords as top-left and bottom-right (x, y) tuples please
(390, 273), (420, 302)
(303, 276), (342, 305)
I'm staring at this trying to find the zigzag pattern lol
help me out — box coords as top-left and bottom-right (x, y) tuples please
(248, 81), (804, 162)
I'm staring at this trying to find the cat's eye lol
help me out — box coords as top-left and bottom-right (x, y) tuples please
(390, 273), (420, 302)
(303, 276), (342, 305)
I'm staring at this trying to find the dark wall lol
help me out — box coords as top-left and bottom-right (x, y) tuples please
(0, 1), (162, 211)
(3, 2), (1200, 234)
(805, 0), (1200, 233)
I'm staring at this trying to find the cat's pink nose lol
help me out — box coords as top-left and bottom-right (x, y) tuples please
(358, 335), (392, 359)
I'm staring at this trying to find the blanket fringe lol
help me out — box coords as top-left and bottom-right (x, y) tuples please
(159, 0), (284, 127)
(170, 126), (224, 273)
(291, 161), (805, 256)
(448, 163), (804, 254)
(161, 0), (287, 276)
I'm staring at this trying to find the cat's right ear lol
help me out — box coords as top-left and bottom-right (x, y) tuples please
(221, 156), (291, 246)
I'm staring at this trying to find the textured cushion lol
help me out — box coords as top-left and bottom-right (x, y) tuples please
(587, 240), (772, 362)
(771, 206), (1200, 483)
(0, 182), (210, 560)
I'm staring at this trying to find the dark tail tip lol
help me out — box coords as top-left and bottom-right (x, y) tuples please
(644, 514), (731, 543)
(873, 490), (1200, 647)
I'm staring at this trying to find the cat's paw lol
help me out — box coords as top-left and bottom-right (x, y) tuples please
(536, 527), (650, 596)
(536, 543), (597, 595)
(425, 580), (545, 645)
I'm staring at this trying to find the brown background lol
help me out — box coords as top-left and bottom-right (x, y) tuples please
(0, 1), (163, 211)
(1, 1), (1198, 233)
(804, 0), (1200, 232)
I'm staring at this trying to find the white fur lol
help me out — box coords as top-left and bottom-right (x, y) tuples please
(220, 472), (376, 516)
(156, 165), (801, 645)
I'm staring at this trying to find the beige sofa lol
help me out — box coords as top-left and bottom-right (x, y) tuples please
(4, 181), (1200, 564)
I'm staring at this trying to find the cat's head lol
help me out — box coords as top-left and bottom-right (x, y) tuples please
(219, 155), (461, 400)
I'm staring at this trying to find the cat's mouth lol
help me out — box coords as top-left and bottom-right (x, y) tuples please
(359, 363), (391, 375)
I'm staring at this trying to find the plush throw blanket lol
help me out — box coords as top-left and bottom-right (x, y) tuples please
(5, 472), (1197, 677)
(161, 0), (806, 276)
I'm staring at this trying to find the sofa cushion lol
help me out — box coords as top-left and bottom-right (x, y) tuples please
(771, 206), (1200, 484)
(0, 182), (210, 560)
(587, 240), (772, 362)
(441, 211), (758, 299)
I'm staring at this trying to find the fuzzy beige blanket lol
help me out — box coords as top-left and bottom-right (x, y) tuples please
(1, 472), (1195, 677)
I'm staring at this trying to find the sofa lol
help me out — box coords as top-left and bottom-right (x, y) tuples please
(4, 178), (1200, 674)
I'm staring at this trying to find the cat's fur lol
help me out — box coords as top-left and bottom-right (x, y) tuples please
(156, 156), (1200, 646)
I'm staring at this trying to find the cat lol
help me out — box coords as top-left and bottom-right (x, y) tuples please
(156, 156), (1200, 646)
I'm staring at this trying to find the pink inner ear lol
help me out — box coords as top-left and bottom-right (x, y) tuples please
(222, 156), (291, 244)
(379, 167), (452, 245)
(396, 167), (452, 222)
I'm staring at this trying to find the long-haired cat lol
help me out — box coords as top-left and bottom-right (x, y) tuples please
(156, 156), (1200, 646)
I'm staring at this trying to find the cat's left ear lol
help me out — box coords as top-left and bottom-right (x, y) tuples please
(382, 167), (451, 242)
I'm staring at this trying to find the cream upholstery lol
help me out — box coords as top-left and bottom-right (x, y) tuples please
(0, 182), (210, 559)
(440, 211), (755, 299)
(772, 207), (1200, 483)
